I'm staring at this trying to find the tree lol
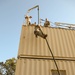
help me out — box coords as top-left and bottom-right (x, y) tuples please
(0, 58), (16, 75)
(0, 62), (4, 75)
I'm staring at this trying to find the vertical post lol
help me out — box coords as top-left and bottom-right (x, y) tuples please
(37, 5), (39, 25)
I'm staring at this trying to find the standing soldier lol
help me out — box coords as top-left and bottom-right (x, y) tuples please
(25, 15), (32, 25)
(44, 18), (50, 27)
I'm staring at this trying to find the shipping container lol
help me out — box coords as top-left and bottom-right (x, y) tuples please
(15, 59), (75, 75)
(18, 25), (75, 57)
(15, 25), (75, 75)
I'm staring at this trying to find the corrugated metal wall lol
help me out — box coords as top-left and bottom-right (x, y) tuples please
(15, 25), (75, 75)
(15, 59), (75, 75)
(18, 25), (75, 57)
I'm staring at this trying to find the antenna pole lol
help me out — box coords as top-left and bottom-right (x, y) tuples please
(37, 5), (39, 25)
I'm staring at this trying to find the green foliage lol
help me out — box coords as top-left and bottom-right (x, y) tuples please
(0, 58), (16, 75)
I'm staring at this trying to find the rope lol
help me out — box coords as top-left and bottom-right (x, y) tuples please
(34, 26), (60, 75)
(45, 38), (60, 75)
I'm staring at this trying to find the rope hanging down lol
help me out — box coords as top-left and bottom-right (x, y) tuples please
(34, 25), (60, 75)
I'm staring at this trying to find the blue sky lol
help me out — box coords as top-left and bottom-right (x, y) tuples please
(0, 0), (75, 62)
